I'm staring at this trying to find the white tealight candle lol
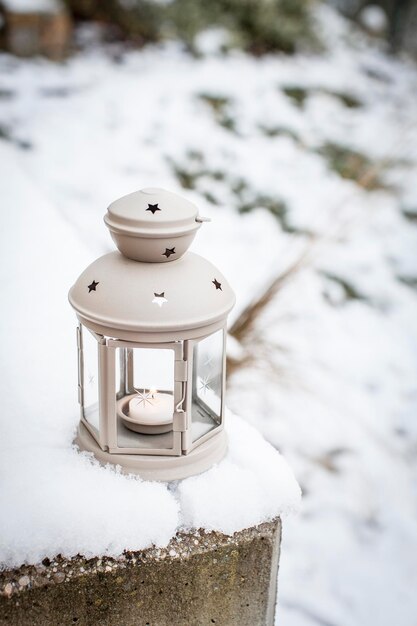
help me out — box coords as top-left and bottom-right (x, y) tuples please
(128, 390), (174, 426)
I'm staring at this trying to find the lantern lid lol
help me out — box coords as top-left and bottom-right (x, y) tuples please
(69, 251), (235, 339)
(103, 187), (209, 262)
(104, 187), (202, 238)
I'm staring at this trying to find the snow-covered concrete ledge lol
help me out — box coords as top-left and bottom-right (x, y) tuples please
(0, 413), (300, 624)
(0, 412), (300, 569)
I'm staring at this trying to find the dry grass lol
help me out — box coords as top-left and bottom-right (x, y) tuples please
(226, 244), (312, 376)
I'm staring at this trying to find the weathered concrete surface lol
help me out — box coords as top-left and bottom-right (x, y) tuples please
(0, 518), (281, 626)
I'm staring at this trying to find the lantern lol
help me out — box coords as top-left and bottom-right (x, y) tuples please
(69, 188), (235, 480)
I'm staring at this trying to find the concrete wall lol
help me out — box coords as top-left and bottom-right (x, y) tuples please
(0, 518), (281, 626)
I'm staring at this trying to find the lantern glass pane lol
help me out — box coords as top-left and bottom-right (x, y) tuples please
(191, 329), (223, 443)
(81, 326), (99, 434)
(115, 347), (175, 452)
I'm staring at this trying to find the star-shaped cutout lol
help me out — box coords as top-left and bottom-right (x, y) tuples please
(88, 280), (99, 293)
(152, 292), (168, 307)
(212, 278), (222, 291)
(162, 247), (176, 258)
(146, 203), (161, 214)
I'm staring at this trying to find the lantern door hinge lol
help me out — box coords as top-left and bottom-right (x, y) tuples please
(182, 430), (192, 452)
(175, 360), (187, 382)
(173, 411), (187, 432)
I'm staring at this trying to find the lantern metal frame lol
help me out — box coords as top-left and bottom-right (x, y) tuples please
(77, 324), (226, 456)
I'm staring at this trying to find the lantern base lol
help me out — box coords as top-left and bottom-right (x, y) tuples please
(75, 422), (227, 481)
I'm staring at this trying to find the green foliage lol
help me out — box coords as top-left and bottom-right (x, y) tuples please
(282, 86), (309, 107)
(179, 0), (318, 54)
(258, 124), (300, 142)
(282, 85), (362, 109)
(65, 0), (161, 42)
(238, 194), (291, 228)
(335, 91), (362, 108)
(402, 208), (417, 222)
(198, 94), (230, 111)
(322, 272), (367, 303)
(198, 94), (237, 132)
(65, 0), (319, 54)
(318, 142), (383, 189)
(170, 154), (298, 232)
(230, 178), (296, 232)
(397, 275), (417, 289)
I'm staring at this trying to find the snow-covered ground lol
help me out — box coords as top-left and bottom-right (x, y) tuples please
(0, 4), (417, 625)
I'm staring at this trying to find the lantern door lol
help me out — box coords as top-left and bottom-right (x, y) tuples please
(105, 339), (183, 455)
(77, 324), (104, 446)
(184, 327), (226, 453)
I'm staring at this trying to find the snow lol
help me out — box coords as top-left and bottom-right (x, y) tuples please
(0, 4), (417, 625)
(179, 415), (301, 534)
(0, 407), (298, 567)
(0, 449), (179, 567)
(359, 5), (388, 33)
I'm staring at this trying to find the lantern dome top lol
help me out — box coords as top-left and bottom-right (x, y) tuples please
(69, 251), (235, 341)
(104, 187), (208, 263)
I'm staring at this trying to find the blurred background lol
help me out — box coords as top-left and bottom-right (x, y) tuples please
(0, 0), (416, 624)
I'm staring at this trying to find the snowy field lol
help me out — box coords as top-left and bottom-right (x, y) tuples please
(1, 4), (417, 625)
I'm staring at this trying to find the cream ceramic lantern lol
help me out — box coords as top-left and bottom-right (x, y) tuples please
(69, 187), (235, 481)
